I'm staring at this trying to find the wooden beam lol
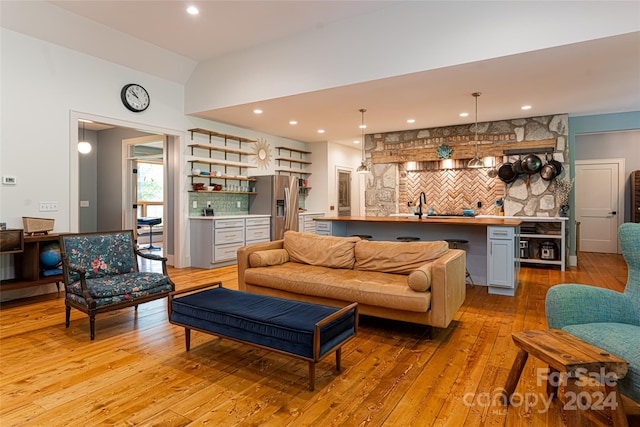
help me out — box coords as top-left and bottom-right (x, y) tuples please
(371, 139), (557, 164)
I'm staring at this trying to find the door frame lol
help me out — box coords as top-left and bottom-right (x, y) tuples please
(69, 111), (187, 267)
(335, 166), (353, 217)
(575, 158), (625, 253)
(122, 134), (167, 249)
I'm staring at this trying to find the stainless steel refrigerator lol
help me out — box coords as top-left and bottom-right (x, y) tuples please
(249, 175), (299, 240)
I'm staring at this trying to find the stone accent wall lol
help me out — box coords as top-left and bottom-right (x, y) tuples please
(365, 114), (569, 217)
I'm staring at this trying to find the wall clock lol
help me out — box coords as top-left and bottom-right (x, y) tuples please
(120, 83), (150, 112)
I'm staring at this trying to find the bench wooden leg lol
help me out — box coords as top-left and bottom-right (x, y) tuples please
(547, 366), (559, 400)
(336, 348), (342, 371)
(185, 328), (191, 351)
(308, 361), (315, 391)
(605, 383), (628, 427)
(503, 349), (529, 405)
(564, 376), (584, 427)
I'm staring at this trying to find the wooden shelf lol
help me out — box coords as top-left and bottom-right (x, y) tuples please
(189, 191), (257, 195)
(0, 233), (64, 291)
(189, 128), (256, 143)
(276, 169), (312, 175)
(188, 144), (253, 156)
(520, 233), (561, 239)
(276, 146), (311, 155)
(275, 157), (312, 165)
(187, 156), (257, 169)
(189, 175), (256, 181)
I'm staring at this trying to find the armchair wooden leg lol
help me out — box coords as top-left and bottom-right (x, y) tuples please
(65, 306), (71, 328)
(90, 315), (96, 340)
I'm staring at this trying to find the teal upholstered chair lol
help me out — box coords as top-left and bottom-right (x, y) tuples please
(61, 230), (175, 340)
(545, 222), (640, 403)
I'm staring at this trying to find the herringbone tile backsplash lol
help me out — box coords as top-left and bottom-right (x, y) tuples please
(400, 170), (504, 215)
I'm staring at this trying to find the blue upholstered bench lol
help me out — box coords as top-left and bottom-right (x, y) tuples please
(168, 283), (358, 390)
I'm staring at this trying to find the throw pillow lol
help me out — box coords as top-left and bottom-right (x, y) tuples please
(407, 263), (432, 292)
(249, 249), (290, 267)
(283, 230), (359, 269)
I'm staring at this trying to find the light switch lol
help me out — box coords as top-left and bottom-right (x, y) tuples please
(192, 201), (197, 209)
(80, 200), (90, 207)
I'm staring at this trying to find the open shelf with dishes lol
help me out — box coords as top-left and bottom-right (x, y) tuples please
(187, 128), (257, 194)
(275, 146), (313, 192)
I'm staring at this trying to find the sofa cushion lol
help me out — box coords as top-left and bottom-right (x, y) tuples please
(562, 322), (640, 402)
(245, 262), (431, 312)
(354, 240), (449, 274)
(407, 263), (432, 292)
(284, 231), (359, 269)
(249, 249), (290, 268)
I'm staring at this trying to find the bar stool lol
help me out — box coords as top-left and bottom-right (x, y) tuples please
(397, 236), (420, 242)
(351, 234), (372, 240)
(445, 239), (473, 285)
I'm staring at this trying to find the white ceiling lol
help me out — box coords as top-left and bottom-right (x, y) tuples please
(3, 1), (639, 145)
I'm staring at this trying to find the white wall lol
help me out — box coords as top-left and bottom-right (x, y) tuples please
(304, 141), (362, 216)
(186, 1), (640, 112)
(0, 29), (313, 299)
(575, 130), (640, 223)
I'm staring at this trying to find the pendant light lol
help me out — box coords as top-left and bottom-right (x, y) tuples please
(78, 120), (92, 154)
(356, 108), (370, 174)
(467, 92), (484, 168)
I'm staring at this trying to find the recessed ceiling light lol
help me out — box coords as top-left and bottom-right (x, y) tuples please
(407, 119), (415, 124)
(353, 140), (360, 144)
(317, 129), (325, 134)
(186, 6), (199, 15)
(253, 109), (263, 114)
(521, 105), (532, 110)
(459, 112), (469, 117)
(289, 120), (298, 125)
(359, 124), (367, 129)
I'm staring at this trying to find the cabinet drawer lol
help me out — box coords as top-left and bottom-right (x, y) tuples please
(246, 217), (270, 227)
(488, 226), (514, 240)
(215, 219), (245, 229)
(214, 242), (244, 262)
(214, 228), (244, 244)
(304, 225), (316, 233)
(315, 221), (331, 232)
(246, 226), (270, 241)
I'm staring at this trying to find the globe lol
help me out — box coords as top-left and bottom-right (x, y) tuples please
(40, 242), (62, 269)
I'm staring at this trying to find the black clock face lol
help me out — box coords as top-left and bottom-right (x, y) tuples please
(121, 84), (150, 112)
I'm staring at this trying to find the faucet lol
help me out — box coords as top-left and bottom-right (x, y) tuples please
(415, 192), (427, 219)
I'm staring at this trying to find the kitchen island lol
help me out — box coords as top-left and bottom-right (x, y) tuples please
(314, 216), (522, 296)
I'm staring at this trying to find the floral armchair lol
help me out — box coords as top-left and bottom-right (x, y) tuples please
(60, 230), (175, 340)
(545, 222), (640, 403)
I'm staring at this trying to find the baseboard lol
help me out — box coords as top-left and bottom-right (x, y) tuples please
(569, 255), (578, 267)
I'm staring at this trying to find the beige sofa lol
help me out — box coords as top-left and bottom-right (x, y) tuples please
(237, 231), (466, 329)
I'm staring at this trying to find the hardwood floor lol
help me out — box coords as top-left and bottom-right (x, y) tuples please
(1, 252), (638, 426)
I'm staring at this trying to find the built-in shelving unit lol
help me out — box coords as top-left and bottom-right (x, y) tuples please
(187, 128), (257, 194)
(517, 218), (567, 271)
(275, 146), (312, 193)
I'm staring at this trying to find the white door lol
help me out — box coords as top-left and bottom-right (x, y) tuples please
(575, 160), (623, 253)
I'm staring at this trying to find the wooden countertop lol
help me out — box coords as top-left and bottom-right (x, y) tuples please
(313, 215), (522, 226)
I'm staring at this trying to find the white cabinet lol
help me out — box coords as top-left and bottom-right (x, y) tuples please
(245, 217), (271, 244)
(487, 226), (517, 296)
(299, 213), (325, 234)
(190, 216), (270, 268)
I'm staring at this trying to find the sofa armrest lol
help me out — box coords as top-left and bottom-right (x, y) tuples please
(546, 284), (639, 328)
(237, 240), (284, 291)
(428, 249), (466, 328)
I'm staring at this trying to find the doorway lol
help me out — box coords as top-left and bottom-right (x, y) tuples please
(337, 169), (352, 216)
(575, 159), (624, 253)
(71, 112), (184, 267)
(123, 135), (166, 251)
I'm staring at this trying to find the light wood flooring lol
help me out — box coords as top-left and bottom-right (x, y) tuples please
(1, 252), (638, 426)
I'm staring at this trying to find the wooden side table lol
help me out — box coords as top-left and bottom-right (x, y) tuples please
(504, 329), (629, 427)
